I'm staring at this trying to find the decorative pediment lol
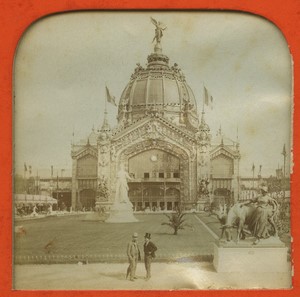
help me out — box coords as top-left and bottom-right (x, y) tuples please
(111, 116), (196, 153)
(71, 145), (98, 160)
(210, 145), (240, 160)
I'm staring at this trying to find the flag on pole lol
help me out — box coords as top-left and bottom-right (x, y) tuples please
(105, 86), (117, 106)
(51, 165), (53, 177)
(24, 163), (27, 172)
(282, 144), (286, 156)
(204, 86), (209, 106)
(252, 163), (255, 172)
(204, 86), (213, 109)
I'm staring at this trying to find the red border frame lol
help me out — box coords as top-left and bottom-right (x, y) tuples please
(0, 1), (299, 296)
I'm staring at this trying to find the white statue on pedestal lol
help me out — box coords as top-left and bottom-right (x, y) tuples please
(115, 164), (132, 206)
(106, 163), (137, 223)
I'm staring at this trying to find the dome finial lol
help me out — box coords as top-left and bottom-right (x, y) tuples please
(151, 17), (167, 53)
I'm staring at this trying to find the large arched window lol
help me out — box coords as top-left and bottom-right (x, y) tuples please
(128, 149), (179, 179)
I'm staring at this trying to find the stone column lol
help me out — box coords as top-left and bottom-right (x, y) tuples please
(97, 132), (112, 206)
(195, 113), (211, 210)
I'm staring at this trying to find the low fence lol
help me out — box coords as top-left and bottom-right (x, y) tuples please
(14, 252), (213, 265)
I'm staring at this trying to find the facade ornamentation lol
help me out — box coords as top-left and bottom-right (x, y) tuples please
(97, 175), (109, 201)
(70, 21), (241, 211)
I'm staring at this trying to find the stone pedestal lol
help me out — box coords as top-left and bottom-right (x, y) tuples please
(82, 211), (108, 222)
(154, 42), (162, 54)
(106, 202), (138, 223)
(95, 201), (112, 212)
(197, 200), (206, 211)
(213, 238), (289, 273)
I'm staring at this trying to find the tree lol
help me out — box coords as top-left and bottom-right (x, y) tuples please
(161, 207), (192, 235)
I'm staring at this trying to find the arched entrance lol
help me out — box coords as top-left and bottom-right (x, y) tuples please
(117, 139), (190, 210)
(79, 189), (96, 210)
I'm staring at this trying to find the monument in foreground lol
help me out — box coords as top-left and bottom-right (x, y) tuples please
(213, 237), (290, 273)
(106, 164), (138, 223)
(213, 189), (290, 273)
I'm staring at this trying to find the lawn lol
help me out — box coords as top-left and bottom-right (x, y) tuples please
(14, 213), (217, 264)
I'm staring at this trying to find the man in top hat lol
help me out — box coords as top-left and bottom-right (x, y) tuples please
(143, 233), (157, 280)
(126, 232), (141, 281)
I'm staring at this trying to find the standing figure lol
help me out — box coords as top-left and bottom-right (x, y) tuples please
(116, 164), (132, 205)
(126, 232), (141, 281)
(47, 204), (53, 215)
(143, 233), (157, 280)
(150, 17), (167, 44)
(31, 204), (38, 217)
(248, 186), (278, 245)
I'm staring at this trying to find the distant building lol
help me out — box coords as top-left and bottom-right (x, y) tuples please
(70, 23), (241, 211)
(37, 177), (72, 209)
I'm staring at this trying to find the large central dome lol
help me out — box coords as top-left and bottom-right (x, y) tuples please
(117, 33), (199, 130)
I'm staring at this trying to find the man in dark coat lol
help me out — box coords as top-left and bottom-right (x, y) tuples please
(143, 233), (157, 280)
(126, 232), (141, 281)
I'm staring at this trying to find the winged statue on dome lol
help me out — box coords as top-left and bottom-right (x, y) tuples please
(151, 17), (167, 44)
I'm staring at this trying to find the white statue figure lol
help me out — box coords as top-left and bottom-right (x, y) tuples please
(47, 204), (53, 215)
(31, 204), (37, 217)
(115, 164), (132, 205)
(106, 163), (138, 223)
(151, 17), (167, 44)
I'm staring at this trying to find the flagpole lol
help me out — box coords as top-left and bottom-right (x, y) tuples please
(36, 169), (39, 195)
(202, 82), (205, 113)
(57, 171), (59, 206)
(105, 85), (107, 113)
(252, 163), (255, 190)
(23, 163), (27, 194)
(104, 85), (108, 126)
(72, 125), (75, 146)
(282, 144), (286, 198)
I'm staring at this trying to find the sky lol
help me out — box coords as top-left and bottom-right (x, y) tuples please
(14, 11), (292, 178)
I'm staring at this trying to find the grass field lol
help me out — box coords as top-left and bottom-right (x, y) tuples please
(14, 213), (218, 264)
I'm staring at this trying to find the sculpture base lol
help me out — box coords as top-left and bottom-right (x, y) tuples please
(106, 202), (138, 223)
(154, 42), (162, 54)
(213, 237), (290, 273)
(82, 211), (108, 222)
(95, 201), (112, 212)
(196, 200), (208, 211)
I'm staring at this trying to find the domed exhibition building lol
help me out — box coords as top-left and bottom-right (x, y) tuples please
(70, 22), (241, 212)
